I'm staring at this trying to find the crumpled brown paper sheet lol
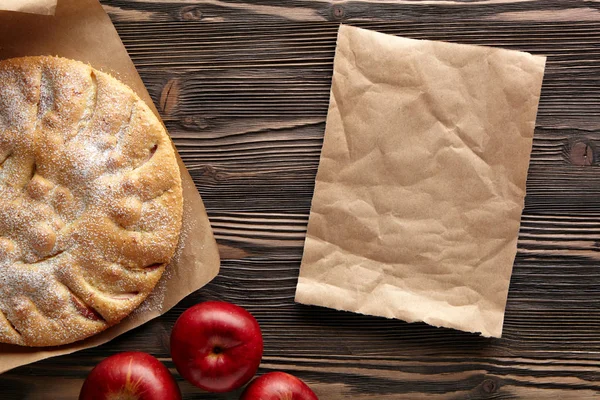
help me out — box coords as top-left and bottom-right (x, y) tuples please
(295, 24), (546, 338)
(1, 0), (56, 15)
(0, 0), (220, 373)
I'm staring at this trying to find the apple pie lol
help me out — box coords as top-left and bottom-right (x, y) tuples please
(0, 56), (183, 346)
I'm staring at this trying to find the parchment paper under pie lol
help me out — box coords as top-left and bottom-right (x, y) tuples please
(0, 0), (220, 373)
(0, 0), (56, 15)
(295, 25), (546, 338)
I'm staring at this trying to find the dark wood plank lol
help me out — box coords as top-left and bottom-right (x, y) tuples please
(2, 0), (600, 399)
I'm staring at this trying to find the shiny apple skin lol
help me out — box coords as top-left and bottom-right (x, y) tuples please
(170, 301), (264, 393)
(240, 371), (318, 400)
(79, 351), (182, 400)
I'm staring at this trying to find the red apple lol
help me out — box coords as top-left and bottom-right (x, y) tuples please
(240, 371), (318, 400)
(79, 351), (181, 400)
(170, 301), (263, 392)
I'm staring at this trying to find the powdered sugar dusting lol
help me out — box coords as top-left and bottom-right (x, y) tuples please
(0, 56), (183, 346)
(132, 204), (190, 318)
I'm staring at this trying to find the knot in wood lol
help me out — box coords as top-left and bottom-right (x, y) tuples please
(180, 6), (203, 21)
(481, 378), (498, 394)
(570, 141), (594, 166)
(332, 4), (345, 20)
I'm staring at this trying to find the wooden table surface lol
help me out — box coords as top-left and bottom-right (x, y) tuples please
(2, 0), (600, 399)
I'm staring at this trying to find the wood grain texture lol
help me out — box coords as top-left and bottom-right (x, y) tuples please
(2, 0), (600, 399)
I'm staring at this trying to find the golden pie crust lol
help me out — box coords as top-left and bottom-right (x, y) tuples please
(0, 56), (183, 346)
